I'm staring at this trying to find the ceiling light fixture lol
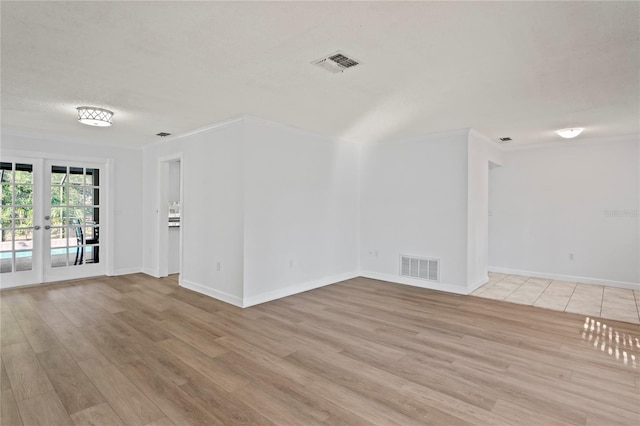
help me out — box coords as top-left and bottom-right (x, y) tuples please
(555, 127), (584, 139)
(77, 106), (114, 127)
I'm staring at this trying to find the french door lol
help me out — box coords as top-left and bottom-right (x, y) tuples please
(1, 156), (105, 288)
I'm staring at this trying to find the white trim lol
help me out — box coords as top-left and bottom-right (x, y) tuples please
(243, 272), (358, 308)
(488, 266), (640, 291)
(500, 133), (639, 152)
(156, 153), (183, 279)
(180, 279), (243, 307)
(359, 271), (468, 295)
(467, 276), (489, 293)
(142, 116), (245, 148)
(110, 267), (142, 276)
(1, 129), (144, 151)
(141, 267), (161, 278)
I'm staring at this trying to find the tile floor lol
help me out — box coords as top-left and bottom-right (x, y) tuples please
(473, 272), (640, 324)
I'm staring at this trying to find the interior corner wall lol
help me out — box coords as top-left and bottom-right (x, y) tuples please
(489, 137), (640, 287)
(242, 119), (359, 306)
(358, 130), (471, 294)
(467, 129), (503, 292)
(142, 122), (245, 305)
(0, 133), (143, 275)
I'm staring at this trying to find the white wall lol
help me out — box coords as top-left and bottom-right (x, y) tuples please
(359, 129), (471, 293)
(0, 132), (143, 275)
(467, 129), (503, 291)
(142, 117), (359, 307)
(242, 119), (359, 306)
(142, 121), (245, 305)
(489, 137), (640, 287)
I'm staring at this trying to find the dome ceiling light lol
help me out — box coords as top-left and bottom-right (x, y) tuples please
(77, 106), (114, 127)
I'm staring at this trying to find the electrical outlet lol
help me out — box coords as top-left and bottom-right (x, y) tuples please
(569, 253), (574, 261)
(216, 261), (221, 271)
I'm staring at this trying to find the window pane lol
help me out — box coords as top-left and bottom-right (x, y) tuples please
(14, 228), (33, 246)
(50, 185), (66, 206)
(15, 250), (32, 271)
(51, 165), (67, 185)
(0, 163), (13, 183)
(85, 188), (99, 206)
(68, 186), (86, 206)
(86, 168), (99, 186)
(69, 167), (84, 185)
(1, 184), (11, 205)
(1, 208), (12, 229)
(1, 230), (13, 247)
(68, 226), (82, 247)
(50, 207), (68, 226)
(14, 164), (33, 184)
(14, 185), (33, 206)
(85, 245), (99, 264)
(49, 226), (68, 245)
(0, 252), (12, 273)
(13, 207), (32, 223)
(51, 247), (69, 268)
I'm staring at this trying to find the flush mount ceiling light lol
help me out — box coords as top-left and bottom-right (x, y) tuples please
(77, 106), (114, 127)
(555, 127), (584, 139)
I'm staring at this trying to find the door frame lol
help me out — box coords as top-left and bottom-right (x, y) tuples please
(1, 149), (112, 288)
(0, 155), (44, 288)
(156, 153), (184, 280)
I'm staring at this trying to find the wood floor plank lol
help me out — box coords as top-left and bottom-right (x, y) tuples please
(1, 389), (23, 426)
(17, 318), (63, 353)
(2, 342), (54, 401)
(70, 402), (125, 426)
(156, 338), (246, 392)
(120, 360), (223, 426)
(2, 275), (638, 425)
(0, 311), (28, 349)
(16, 391), (72, 426)
(36, 348), (104, 414)
(78, 356), (164, 426)
(0, 355), (12, 391)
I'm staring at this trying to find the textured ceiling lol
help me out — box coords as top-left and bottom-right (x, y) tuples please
(1, 1), (638, 147)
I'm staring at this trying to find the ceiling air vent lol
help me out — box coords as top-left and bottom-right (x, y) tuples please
(400, 255), (440, 282)
(312, 51), (360, 73)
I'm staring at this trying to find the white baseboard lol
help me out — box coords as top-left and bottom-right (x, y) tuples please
(359, 271), (468, 295)
(141, 267), (161, 278)
(110, 267), (142, 276)
(488, 266), (640, 291)
(243, 272), (359, 307)
(180, 279), (243, 307)
(467, 276), (489, 293)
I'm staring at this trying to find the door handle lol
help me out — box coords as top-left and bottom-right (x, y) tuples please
(44, 225), (51, 230)
(34, 225), (41, 230)
(44, 215), (51, 220)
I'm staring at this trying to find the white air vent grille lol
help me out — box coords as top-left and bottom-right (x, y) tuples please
(312, 51), (360, 73)
(400, 255), (439, 282)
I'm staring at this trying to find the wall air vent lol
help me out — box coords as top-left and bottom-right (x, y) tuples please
(400, 255), (440, 282)
(312, 51), (360, 73)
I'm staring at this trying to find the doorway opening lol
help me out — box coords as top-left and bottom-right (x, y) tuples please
(157, 155), (183, 280)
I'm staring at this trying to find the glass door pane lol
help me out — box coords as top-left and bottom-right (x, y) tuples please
(44, 162), (102, 280)
(0, 159), (42, 287)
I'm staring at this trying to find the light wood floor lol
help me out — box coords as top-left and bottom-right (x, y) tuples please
(1, 274), (639, 426)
